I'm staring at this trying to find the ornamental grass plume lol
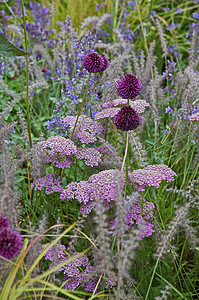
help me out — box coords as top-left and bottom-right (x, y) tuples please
(0, 227), (23, 259)
(113, 106), (141, 131)
(83, 51), (109, 73)
(115, 74), (143, 99)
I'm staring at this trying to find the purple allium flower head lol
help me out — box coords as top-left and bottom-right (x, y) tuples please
(83, 52), (109, 73)
(113, 106), (141, 131)
(99, 54), (109, 72)
(115, 74), (143, 99)
(0, 215), (10, 229)
(0, 228), (23, 259)
(129, 164), (177, 191)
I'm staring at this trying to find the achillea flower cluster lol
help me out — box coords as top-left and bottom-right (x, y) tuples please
(109, 195), (155, 240)
(75, 148), (102, 166)
(83, 52), (109, 73)
(60, 170), (125, 215)
(102, 98), (150, 113)
(63, 115), (104, 144)
(129, 164), (177, 191)
(113, 106), (141, 131)
(43, 245), (116, 292)
(126, 200), (155, 239)
(95, 99), (149, 120)
(31, 173), (63, 194)
(116, 74), (143, 99)
(38, 136), (77, 169)
(0, 226), (23, 260)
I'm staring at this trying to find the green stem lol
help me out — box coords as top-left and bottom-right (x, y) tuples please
(70, 72), (91, 140)
(60, 73), (92, 181)
(21, 0), (32, 148)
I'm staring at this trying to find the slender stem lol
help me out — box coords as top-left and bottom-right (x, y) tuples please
(21, 0), (32, 148)
(70, 73), (91, 140)
(121, 131), (129, 174)
(60, 72), (92, 182)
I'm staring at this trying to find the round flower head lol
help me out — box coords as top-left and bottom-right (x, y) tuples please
(0, 215), (10, 229)
(99, 54), (109, 72)
(83, 52), (108, 73)
(116, 74), (143, 99)
(0, 228), (23, 259)
(113, 106), (141, 131)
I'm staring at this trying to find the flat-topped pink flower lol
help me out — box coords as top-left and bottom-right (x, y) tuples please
(129, 164), (177, 191)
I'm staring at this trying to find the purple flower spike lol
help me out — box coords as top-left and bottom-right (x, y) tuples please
(0, 215), (10, 229)
(0, 228), (23, 259)
(113, 106), (141, 131)
(83, 52), (109, 73)
(116, 74), (143, 99)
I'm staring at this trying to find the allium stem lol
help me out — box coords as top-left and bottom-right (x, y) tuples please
(121, 132), (129, 174)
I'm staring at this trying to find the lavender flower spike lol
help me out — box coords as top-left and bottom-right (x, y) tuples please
(116, 74), (143, 99)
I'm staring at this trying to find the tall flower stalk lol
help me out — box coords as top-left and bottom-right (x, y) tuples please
(21, 0), (32, 201)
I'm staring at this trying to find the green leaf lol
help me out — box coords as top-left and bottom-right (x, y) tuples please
(0, 33), (27, 57)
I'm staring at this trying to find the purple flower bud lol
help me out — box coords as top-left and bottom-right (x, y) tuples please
(116, 74), (143, 99)
(0, 228), (23, 259)
(113, 106), (141, 131)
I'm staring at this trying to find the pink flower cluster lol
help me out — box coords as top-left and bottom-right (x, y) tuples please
(63, 115), (104, 144)
(129, 164), (177, 191)
(60, 170), (125, 215)
(75, 148), (102, 167)
(95, 99), (149, 120)
(38, 136), (77, 169)
(126, 199), (155, 239)
(31, 173), (63, 194)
